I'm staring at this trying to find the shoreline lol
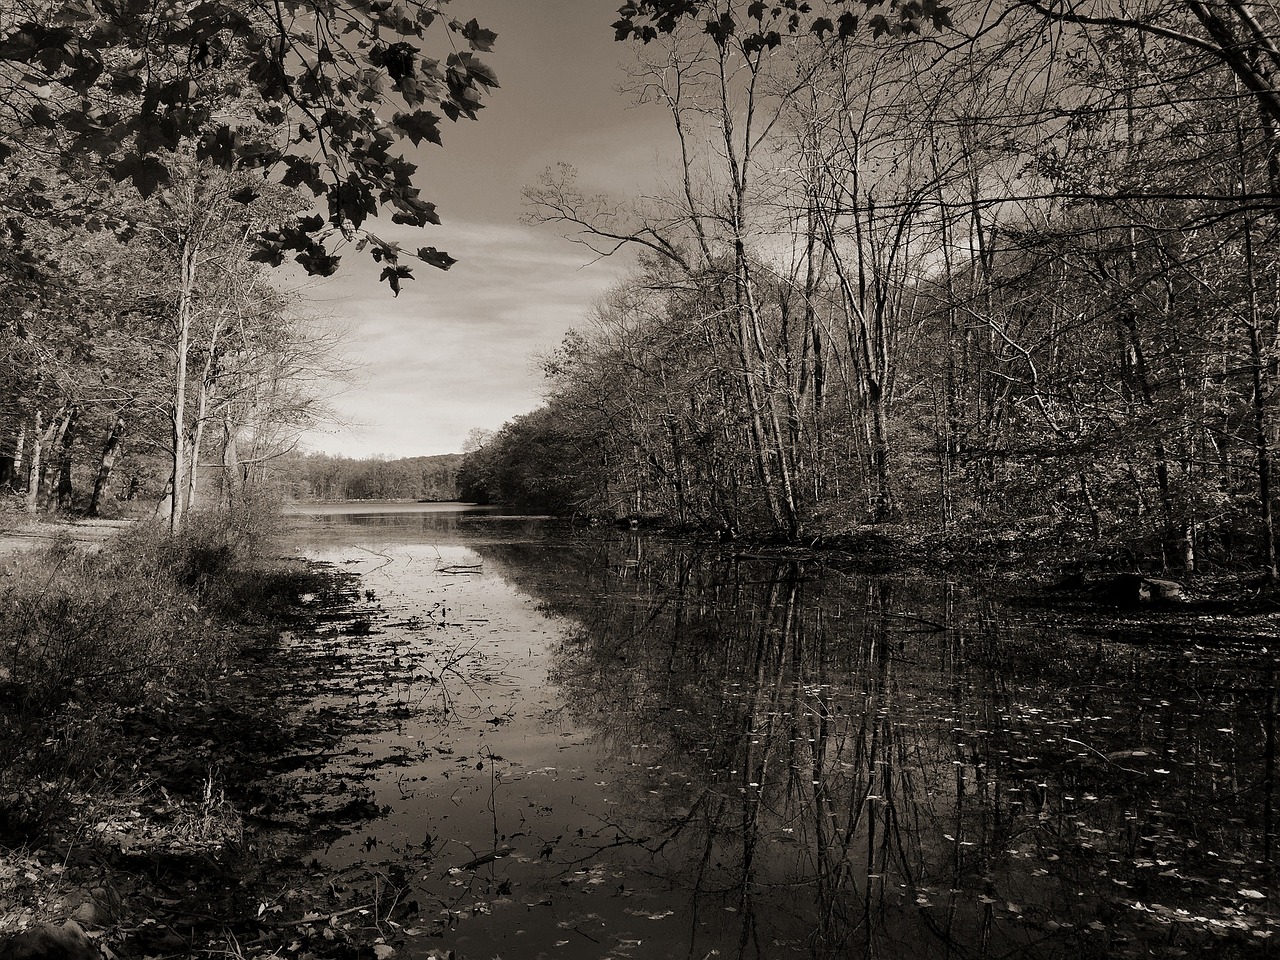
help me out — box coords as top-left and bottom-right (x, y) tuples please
(0, 541), (398, 958)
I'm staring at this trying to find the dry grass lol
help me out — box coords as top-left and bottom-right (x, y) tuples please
(0, 497), (289, 842)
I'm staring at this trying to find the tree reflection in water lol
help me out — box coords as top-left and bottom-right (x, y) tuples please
(476, 533), (1278, 959)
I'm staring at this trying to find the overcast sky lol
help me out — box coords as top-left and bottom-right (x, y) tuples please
(293, 0), (671, 459)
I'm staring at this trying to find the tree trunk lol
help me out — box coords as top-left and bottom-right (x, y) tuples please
(219, 417), (240, 509)
(170, 236), (198, 532)
(10, 421), (25, 492)
(156, 475), (174, 521)
(55, 458), (74, 512)
(88, 417), (126, 518)
(186, 424), (203, 515)
(1118, 309), (1182, 566)
(186, 307), (229, 516)
(25, 406), (72, 512)
(1081, 473), (1102, 540)
(1238, 115), (1276, 579)
(24, 411), (42, 515)
(743, 279), (802, 537)
(1249, 319), (1278, 579)
(52, 405), (79, 512)
(867, 387), (896, 522)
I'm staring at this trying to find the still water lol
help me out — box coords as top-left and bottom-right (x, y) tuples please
(287, 502), (1279, 959)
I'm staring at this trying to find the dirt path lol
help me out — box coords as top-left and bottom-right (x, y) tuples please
(0, 517), (133, 555)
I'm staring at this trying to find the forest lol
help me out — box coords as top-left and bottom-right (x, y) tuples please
(0, 5), (499, 957)
(459, 0), (1280, 578)
(275, 451), (462, 501)
(6, 0), (1280, 576)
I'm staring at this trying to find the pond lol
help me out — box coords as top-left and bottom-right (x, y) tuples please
(286, 502), (1280, 959)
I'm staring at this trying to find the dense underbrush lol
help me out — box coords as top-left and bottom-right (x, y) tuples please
(0, 503), (302, 844)
(0, 504), (428, 958)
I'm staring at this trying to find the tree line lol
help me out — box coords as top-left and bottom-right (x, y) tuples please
(459, 0), (1280, 575)
(276, 452), (462, 502)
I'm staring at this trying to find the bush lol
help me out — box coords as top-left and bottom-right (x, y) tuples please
(0, 500), (289, 841)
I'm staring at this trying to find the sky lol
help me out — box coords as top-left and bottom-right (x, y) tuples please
(293, 0), (674, 459)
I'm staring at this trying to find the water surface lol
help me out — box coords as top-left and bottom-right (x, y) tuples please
(287, 502), (1279, 959)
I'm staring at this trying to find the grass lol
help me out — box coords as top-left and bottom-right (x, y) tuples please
(0, 495), (299, 844)
(0, 497), (446, 958)
(0, 496), (348, 955)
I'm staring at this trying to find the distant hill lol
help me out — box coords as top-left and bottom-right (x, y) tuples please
(273, 451), (464, 502)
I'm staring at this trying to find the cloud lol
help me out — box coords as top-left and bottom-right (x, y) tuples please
(285, 0), (675, 461)
(294, 218), (624, 458)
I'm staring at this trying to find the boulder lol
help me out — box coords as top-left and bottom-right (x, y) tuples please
(1091, 573), (1186, 607)
(3, 920), (99, 960)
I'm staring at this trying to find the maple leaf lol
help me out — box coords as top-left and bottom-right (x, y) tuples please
(459, 18), (498, 53)
(705, 11), (735, 46)
(112, 153), (169, 198)
(328, 175), (375, 229)
(280, 157), (325, 194)
(0, 3), (499, 292)
(379, 263), (413, 295)
(249, 239), (287, 268)
(392, 110), (442, 147)
(417, 247), (456, 271)
(197, 125), (238, 167)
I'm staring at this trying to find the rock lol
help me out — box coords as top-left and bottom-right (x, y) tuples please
(2, 920), (99, 960)
(1091, 573), (1187, 607)
(86, 889), (118, 925)
(1055, 570), (1089, 592)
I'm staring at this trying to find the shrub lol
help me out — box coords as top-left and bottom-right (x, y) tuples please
(0, 500), (289, 841)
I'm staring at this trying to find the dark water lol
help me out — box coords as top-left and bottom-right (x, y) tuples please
(288, 503), (1280, 959)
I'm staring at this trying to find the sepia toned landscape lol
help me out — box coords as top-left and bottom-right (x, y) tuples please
(4, 1), (1280, 958)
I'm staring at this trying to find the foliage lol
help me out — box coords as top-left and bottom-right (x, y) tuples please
(612, 0), (952, 44)
(497, 0), (1280, 571)
(0, 154), (341, 523)
(457, 405), (600, 515)
(0, 2), (500, 527)
(0, 0), (498, 285)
